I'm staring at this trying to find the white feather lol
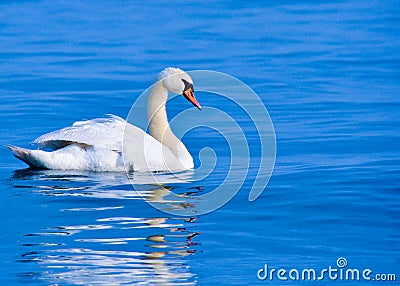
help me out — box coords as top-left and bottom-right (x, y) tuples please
(32, 114), (125, 151)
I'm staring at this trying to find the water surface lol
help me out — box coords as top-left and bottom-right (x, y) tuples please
(0, 1), (399, 285)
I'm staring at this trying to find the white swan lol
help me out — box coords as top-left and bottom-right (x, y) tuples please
(8, 67), (201, 172)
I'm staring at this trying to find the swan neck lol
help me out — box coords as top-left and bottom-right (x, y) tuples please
(147, 82), (181, 154)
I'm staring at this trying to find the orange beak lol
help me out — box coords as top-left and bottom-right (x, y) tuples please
(183, 88), (201, 110)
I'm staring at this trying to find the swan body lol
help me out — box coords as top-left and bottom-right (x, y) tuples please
(8, 68), (201, 172)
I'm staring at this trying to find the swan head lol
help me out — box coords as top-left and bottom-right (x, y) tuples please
(158, 67), (201, 110)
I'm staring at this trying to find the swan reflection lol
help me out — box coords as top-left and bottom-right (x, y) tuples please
(12, 169), (200, 285)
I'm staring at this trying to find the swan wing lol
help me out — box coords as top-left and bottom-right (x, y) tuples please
(32, 114), (125, 151)
(31, 114), (179, 171)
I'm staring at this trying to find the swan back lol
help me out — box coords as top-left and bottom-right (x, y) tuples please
(33, 115), (125, 151)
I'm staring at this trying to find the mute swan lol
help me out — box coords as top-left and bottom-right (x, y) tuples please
(8, 67), (201, 172)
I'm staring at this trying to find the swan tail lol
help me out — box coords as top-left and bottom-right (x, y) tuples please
(7, 145), (47, 169)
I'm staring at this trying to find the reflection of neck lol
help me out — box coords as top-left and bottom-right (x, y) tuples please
(147, 81), (182, 155)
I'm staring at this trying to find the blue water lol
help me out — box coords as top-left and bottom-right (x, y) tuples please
(0, 1), (399, 285)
